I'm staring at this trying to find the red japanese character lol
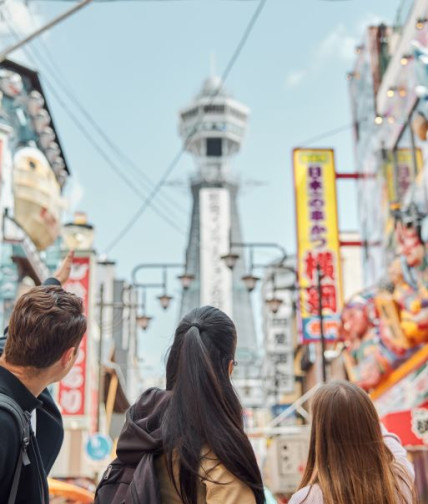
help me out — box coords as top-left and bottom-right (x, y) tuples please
(321, 284), (337, 312)
(304, 252), (317, 281)
(318, 251), (335, 280)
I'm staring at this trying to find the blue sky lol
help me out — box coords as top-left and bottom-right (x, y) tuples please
(1, 0), (403, 375)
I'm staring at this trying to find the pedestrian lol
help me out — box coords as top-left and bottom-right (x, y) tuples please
(289, 380), (416, 504)
(95, 305), (265, 504)
(0, 252), (87, 504)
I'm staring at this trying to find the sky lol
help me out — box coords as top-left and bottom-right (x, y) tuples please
(1, 0), (406, 376)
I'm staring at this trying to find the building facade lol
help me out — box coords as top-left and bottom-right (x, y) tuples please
(346, 3), (428, 500)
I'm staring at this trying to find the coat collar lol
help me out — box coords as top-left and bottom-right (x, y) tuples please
(0, 366), (43, 412)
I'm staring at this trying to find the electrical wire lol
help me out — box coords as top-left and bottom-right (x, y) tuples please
(27, 32), (189, 217)
(105, 0), (268, 253)
(297, 122), (354, 147)
(3, 13), (190, 238)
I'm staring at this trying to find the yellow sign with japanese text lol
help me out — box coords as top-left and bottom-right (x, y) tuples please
(293, 148), (343, 343)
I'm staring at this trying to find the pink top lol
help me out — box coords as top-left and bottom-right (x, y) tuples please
(289, 425), (415, 504)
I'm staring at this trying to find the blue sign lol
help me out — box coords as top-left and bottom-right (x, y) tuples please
(85, 433), (113, 461)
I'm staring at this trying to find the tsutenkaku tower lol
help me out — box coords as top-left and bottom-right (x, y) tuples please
(179, 77), (260, 405)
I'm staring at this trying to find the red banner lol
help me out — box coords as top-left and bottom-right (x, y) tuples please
(58, 256), (90, 416)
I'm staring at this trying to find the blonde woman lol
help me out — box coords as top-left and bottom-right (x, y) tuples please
(290, 381), (416, 504)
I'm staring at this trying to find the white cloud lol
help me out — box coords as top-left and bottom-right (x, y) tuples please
(285, 69), (307, 88)
(284, 13), (385, 89)
(0, 0), (44, 38)
(316, 23), (358, 63)
(64, 175), (85, 215)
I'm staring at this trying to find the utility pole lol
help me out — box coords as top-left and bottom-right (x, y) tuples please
(0, 0), (93, 63)
(97, 283), (104, 433)
(316, 263), (327, 383)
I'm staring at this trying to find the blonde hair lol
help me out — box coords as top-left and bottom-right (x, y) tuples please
(298, 381), (416, 504)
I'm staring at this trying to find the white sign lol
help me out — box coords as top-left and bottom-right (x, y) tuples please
(411, 408), (428, 443)
(266, 433), (309, 494)
(200, 188), (233, 316)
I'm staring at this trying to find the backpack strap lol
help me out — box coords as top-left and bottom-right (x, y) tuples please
(0, 393), (31, 504)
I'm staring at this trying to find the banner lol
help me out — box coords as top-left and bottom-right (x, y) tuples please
(293, 149), (343, 343)
(199, 188), (233, 316)
(58, 256), (91, 417)
(384, 148), (424, 202)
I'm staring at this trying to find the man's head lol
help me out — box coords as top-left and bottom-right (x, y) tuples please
(4, 285), (86, 381)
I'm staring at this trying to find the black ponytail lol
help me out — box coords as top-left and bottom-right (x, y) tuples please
(162, 306), (265, 504)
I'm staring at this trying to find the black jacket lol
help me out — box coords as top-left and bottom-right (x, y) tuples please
(0, 277), (64, 504)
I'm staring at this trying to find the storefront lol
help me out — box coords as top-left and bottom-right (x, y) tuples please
(344, 2), (428, 500)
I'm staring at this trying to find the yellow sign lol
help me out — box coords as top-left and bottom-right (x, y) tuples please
(293, 149), (343, 342)
(384, 148), (424, 203)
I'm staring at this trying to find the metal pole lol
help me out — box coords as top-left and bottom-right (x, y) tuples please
(316, 263), (327, 383)
(97, 283), (104, 433)
(0, 0), (93, 63)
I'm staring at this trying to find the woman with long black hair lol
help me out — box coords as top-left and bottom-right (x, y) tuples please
(95, 306), (265, 504)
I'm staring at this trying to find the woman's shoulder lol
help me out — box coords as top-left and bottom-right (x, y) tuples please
(199, 450), (256, 503)
(289, 484), (323, 504)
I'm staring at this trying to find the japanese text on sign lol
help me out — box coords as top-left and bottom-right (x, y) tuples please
(293, 149), (343, 343)
(58, 256), (90, 416)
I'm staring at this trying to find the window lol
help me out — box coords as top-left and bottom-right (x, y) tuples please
(206, 138), (222, 157)
(274, 333), (286, 345)
(204, 104), (225, 114)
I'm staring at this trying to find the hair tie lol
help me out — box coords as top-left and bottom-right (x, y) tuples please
(189, 322), (201, 331)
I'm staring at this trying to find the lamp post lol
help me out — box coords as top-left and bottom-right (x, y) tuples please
(316, 263), (327, 384)
(131, 263), (194, 311)
(220, 235), (287, 292)
(133, 282), (168, 331)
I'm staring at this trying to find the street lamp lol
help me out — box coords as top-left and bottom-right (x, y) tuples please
(220, 252), (240, 270)
(158, 294), (173, 310)
(177, 272), (195, 290)
(220, 239), (287, 274)
(136, 315), (152, 331)
(241, 273), (260, 293)
(219, 234), (287, 293)
(265, 296), (283, 314)
(131, 263), (194, 310)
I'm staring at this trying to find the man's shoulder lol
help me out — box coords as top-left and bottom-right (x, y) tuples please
(0, 406), (22, 451)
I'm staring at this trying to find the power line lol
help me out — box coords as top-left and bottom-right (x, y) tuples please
(297, 122), (354, 147)
(4, 6), (189, 218)
(105, 0), (268, 253)
(3, 13), (190, 238)
(29, 33), (189, 217)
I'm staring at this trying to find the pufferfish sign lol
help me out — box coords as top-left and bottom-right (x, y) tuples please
(13, 146), (65, 250)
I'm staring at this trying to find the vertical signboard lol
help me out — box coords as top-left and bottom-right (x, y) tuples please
(199, 188), (233, 316)
(58, 256), (91, 418)
(293, 149), (343, 343)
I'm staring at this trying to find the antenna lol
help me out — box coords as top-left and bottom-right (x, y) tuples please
(210, 51), (217, 78)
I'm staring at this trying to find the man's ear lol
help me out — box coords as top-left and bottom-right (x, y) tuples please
(60, 347), (76, 369)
